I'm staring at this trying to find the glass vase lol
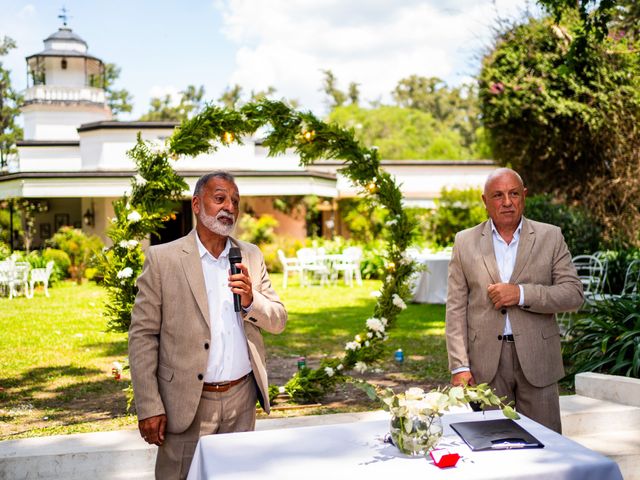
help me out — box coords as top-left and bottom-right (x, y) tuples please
(389, 414), (443, 456)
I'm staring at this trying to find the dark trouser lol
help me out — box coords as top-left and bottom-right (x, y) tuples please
(155, 374), (257, 480)
(490, 341), (562, 434)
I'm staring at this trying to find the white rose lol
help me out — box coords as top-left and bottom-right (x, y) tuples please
(345, 341), (360, 351)
(134, 174), (147, 186)
(366, 317), (385, 333)
(354, 361), (367, 374)
(337, 364), (344, 371)
(324, 367), (335, 377)
(127, 211), (142, 223)
(392, 294), (407, 310)
(116, 267), (133, 279)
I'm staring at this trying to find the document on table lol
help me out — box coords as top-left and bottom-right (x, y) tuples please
(450, 419), (544, 451)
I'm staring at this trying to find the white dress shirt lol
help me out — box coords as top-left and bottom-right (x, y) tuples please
(490, 218), (525, 335)
(195, 234), (252, 382)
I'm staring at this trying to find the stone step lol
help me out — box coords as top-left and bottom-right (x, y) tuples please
(560, 394), (640, 437)
(566, 430), (640, 480)
(575, 372), (640, 407)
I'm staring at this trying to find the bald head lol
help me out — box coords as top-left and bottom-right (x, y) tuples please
(484, 168), (524, 195)
(482, 167), (527, 236)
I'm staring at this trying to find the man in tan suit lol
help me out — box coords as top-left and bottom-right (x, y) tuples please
(445, 168), (583, 433)
(129, 172), (287, 479)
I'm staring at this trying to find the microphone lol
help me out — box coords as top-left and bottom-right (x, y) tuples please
(229, 247), (242, 312)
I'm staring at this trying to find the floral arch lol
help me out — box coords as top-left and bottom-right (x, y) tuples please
(102, 100), (418, 402)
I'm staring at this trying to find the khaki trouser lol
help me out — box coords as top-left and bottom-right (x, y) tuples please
(490, 341), (562, 434)
(155, 374), (257, 480)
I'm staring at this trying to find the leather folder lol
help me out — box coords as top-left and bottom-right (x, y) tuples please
(450, 419), (544, 451)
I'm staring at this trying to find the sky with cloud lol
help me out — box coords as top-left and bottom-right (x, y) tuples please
(0, 0), (541, 120)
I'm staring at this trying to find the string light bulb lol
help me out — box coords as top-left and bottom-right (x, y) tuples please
(387, 262), (396, 272)
(302, 129), (315, 142)
(223, 131), (234, 144)
(366, 181), (378, 193)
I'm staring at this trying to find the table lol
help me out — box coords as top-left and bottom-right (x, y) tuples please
(186, 410), (622, 480)
(412, 253), (451, 304)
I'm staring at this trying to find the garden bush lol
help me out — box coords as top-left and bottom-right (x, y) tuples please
(42, 248), (72, 283)
(237, 213), (279, 245)
(525, 194), (602, 256)
(428, 187), (487, 247)
(564, 295), (640, 379)
(48, 227), (104, 284)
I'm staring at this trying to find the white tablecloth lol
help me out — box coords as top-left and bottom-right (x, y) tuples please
(186, 410), (622, 480)
(412, 253), (451, 304)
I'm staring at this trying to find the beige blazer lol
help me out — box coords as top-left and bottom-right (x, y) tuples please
(129, 231), (287, 434)
(445, 217), (583, 388)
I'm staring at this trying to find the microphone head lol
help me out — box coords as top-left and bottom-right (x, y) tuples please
(229, 247), (242, 264)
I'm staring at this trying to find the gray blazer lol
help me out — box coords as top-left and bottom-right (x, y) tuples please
(129, 230), (287, 433)
(445, 217), (583, 387)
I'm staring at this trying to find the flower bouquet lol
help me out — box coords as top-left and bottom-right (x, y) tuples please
(356, 382), (518, 456)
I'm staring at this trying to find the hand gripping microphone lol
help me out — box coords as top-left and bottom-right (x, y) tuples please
(229, 247), (243, 312)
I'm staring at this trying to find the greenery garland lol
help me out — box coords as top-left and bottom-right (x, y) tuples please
(102, 100), (418, 402)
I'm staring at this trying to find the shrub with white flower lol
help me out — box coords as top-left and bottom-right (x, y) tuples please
(324, 366), (335, 377)
(116, 267), (133, 279)
(127, 211), (142, 223)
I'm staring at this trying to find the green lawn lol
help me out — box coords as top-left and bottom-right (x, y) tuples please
(0, 275), (448, 439)
(269, 275), (448, 381)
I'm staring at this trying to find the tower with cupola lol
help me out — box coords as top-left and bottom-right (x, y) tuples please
(21, 14), (111, 141)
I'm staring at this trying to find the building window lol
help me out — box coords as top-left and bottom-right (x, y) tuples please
(61, 58), (67, 69)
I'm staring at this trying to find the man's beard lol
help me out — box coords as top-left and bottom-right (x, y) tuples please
(199, 210), (236, 236)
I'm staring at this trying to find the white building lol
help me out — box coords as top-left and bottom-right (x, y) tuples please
(0, 24), (494, 249)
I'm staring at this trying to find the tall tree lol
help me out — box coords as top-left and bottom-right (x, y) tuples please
(321, 69), (347, 109)
(392, 75), (481, 151)
(218, 84), (243, 109)
(103, 63), (133, 118)
(328, 104), (472, 160)
(479, 9), (640, 245)
(0, 36), (23, 171)
(139, 85), (205, 121)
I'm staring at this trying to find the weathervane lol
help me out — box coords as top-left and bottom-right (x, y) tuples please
(58, 6), (71, 27)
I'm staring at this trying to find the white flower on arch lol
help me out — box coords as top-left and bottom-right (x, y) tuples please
(127, 211), (142, 223)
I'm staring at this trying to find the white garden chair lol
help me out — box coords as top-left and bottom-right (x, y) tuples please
(331, 246), (363, 286)
(296, 247), (329, 286)
(29, 260), (55, 298)
(7, 262), (31, 299)
(559, 254), (605, 332)
(594, 259), (640, 301)
(572, 254), (605, 301)
(277, 250), (303, 289)
(0, 261), (14, 297)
